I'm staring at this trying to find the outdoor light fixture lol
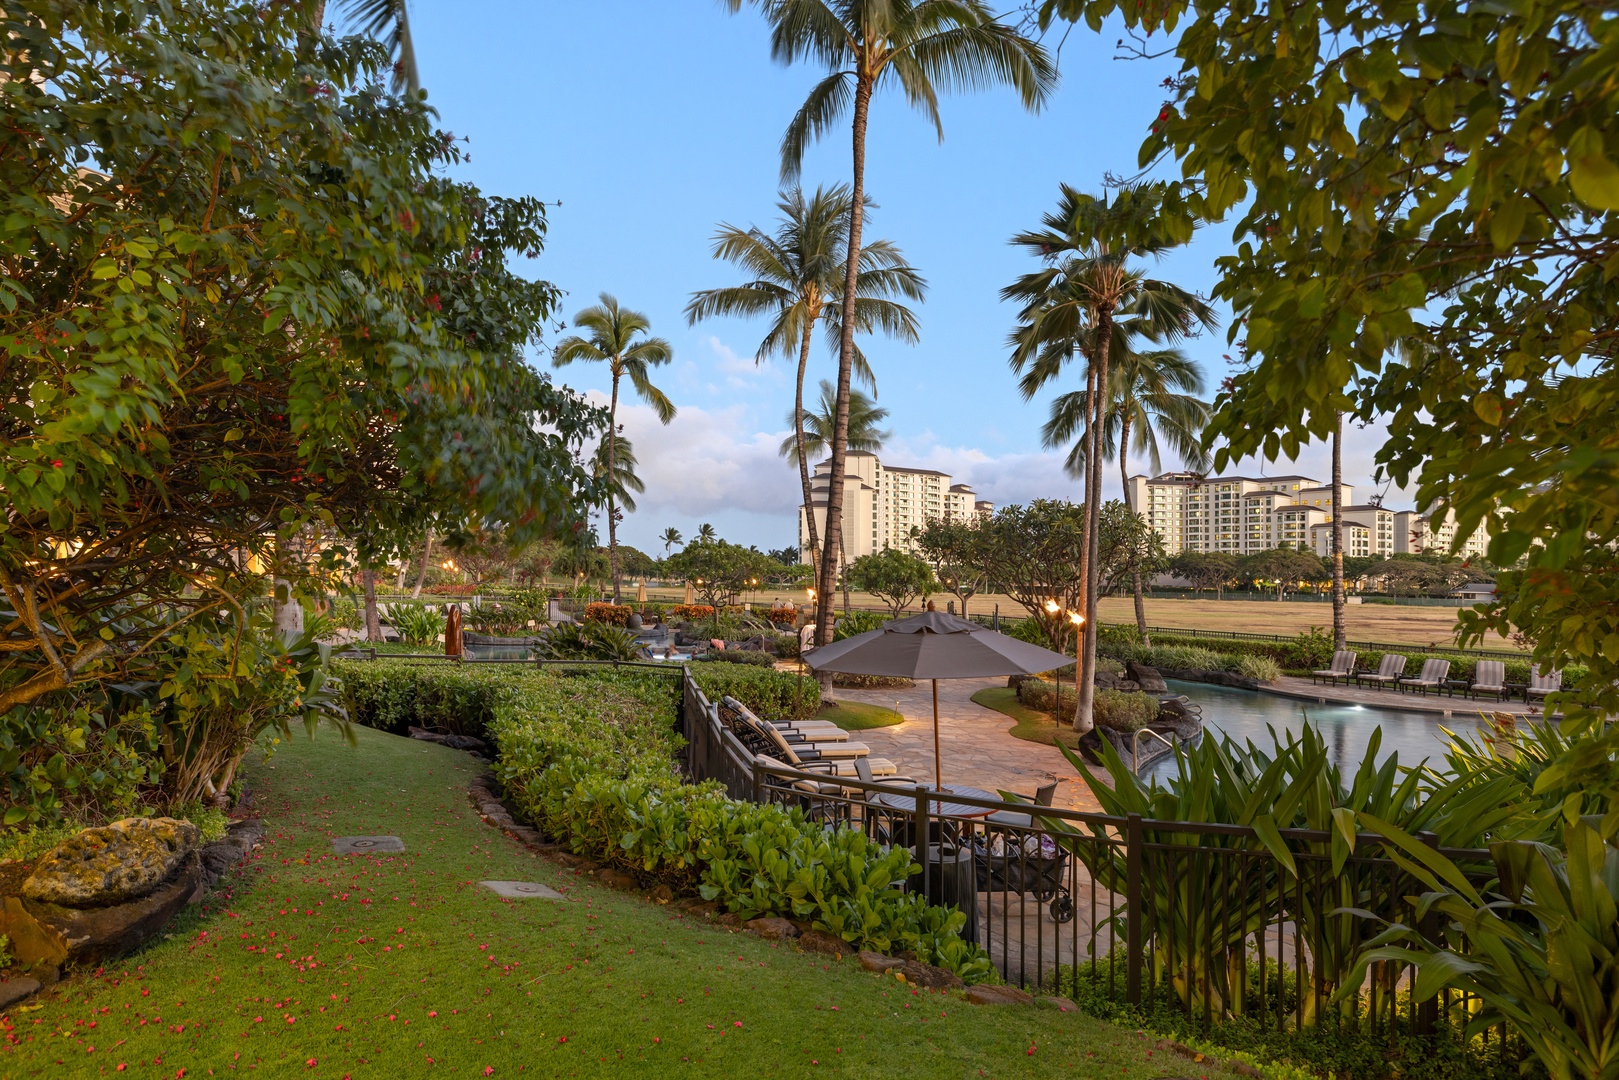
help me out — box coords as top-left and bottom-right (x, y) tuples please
(1069, 612), (1085, 626)
(1043, 599), (1059, 614)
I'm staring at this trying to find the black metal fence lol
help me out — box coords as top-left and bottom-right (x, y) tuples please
(680, 671), (1509, 1051)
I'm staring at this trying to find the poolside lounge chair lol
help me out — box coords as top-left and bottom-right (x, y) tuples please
(985, 780), (1058, 829)
(1312, 650), (1358, 686)
(1399, 658), (1451, 696)
(1357, 654), (1406, 690)
(1468, 661), (1510, 701)
(718, 695), (846, 741)
(739, 711), (899, 776)
(1526, 666), (1563, 702)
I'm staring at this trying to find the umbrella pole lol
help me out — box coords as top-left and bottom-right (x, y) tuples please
(932, 678), (942, 787)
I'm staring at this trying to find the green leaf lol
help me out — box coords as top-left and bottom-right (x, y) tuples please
(1570, 156), (1619, 211)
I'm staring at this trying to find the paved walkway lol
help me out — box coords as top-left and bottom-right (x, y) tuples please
(1266, 675), (1548, 716)
(829, 677), (1105, 811)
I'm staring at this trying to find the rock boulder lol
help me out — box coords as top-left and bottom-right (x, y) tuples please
(23, 818), (198, 908)
(1126, 661), (1169, 694)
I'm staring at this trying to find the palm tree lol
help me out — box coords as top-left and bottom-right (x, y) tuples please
(660, 527), (684, 559)
(592, 433), (645, 515)
(554, 294), (675, 604)
(727, 0), (1056, 647)
(1005, 184), (1215, 732)
(696, 523), (718, 544)
(326, 0), (419, 94)
(780, 380), (891, 464)
(1043, 346), (1212, 644)
(686, 185), (924, 566)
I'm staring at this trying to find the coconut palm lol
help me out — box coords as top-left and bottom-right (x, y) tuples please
(554, 294), (675, 603)
(727, 0), (1056, 647)
(1004, 183), (1215, 731)
(324, 0), (419, 94)
(592, 433), (645, 515)
(696, 523), (718, 544)
(660, 527), (684, 559)
(1043, 345), (1212, 643)
(686, 185), (924, 564)
(779, 380), (890, 464)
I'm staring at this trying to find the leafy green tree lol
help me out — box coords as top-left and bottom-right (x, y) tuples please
(0, 0), (602, 717)
(554, 295), (676, 605)
(954, 501), (1089, 659)
(780, 380), (890, 463)
(847, 548), (936, 616)
(1005, 182), (1213, 728)
(912, 518), (990, 619)
(1238, 549), (1329, 601)
(615, 546), (658, 581)
(1167, 551), (1240, 600)
(1038, 0), (1619, 719)
(686, 185), (924, 563)
(727, 0), (1056, 649)
(664, 539), (777, 608)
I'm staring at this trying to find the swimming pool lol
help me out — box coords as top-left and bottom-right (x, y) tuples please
(1142, 679), (1480, 783)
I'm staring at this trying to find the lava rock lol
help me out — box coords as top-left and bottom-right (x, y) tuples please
(646, 884), (674, 905)
(0, 977), (41, 1010)
(744, 917), (799, 940)
(797, 930), (849, 958)
(896, 959), (964, 990)
(858, 951), (902, 973)
(1126, 661), (1169, 694)
(23, 818), (198, 907)
(1038, 995), (1078, 1012)
(965, 983), (1033, 1005)
(3, 852), (202, 968)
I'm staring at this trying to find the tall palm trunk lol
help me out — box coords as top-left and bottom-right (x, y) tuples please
(794, 314), (821, 566)
(1119, 405), (1151, 646)
(607, 371), (622, 604)
(815, 75), (873, 649)
(1076, 303), (1116, 734)
(410, 527), (433, 598)
(1330, 413), (1346, 649)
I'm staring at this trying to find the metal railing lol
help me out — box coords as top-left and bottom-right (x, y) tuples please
(1130, 728), (1176, 773)
(680, 671), (1509, 1054)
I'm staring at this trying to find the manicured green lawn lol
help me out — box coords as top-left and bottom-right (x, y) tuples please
(970, 687), (1084, 752)
(817, 700), (904, 730)
(1, 724), (1231, 1078)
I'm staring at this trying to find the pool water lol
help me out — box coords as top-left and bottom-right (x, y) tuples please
(1143, 679), (1477, 783)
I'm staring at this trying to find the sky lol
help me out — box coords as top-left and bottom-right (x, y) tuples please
(404, 1), (1413, 554)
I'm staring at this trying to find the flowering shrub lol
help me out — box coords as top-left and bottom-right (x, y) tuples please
(766, 605), (799, 624)
(669, 604), (715, 621)
(584, 602), (633, 626)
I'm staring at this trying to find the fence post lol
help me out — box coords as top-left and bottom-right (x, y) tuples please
(751, 757), (763, 805)
(1125, 812), (1144, 1005)
(915, 785), (931, 902)
(1414, 831), (1441, 1034)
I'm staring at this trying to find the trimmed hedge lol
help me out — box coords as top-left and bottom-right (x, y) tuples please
(333, 660), (989, 980)
(1017, 680), (1158, 733)
(685, 664), (821, 724)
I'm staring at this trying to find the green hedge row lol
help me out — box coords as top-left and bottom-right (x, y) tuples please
(335, 661), (987, 980)
(1017, 680), (1158, 733)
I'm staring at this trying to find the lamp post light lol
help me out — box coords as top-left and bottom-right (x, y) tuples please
(1043, 600), (1062, 723)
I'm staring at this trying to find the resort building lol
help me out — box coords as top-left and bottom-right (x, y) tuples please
(798, 452), (991, 563)
(1129, 471), (1488, 559)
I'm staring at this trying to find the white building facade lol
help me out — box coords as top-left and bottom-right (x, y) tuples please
(797, 452), (991, 564)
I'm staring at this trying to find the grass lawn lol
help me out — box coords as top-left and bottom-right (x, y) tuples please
(816, 701), (904, 731)
(2, 723), (1233, 1078)
(970, 687), (1084, 753)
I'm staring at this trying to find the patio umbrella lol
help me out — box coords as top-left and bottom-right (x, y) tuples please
(804, 610), (1072, 785)
(683, 581), (694, 605)
(636, 581), (647, 604)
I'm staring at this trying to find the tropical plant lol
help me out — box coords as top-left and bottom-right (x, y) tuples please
(329, 0), (419, 94)
(555, 294), (676, 605)
(1043, 345), (1211, 644)
(726, 0), (1056, 651)
(779, 380), (890, 464)
(686, 185), (924, 565)
(911, 518), (989, 619)
(390, 603), (447, 647)
(1167, 551), (1239, 599)
(660, 527), (684, 558)
(535, 622), (644, 663)
(832, 609), (890, 640)
(592, 432), (645, 514)
(1005, 182), (1216, 730)
(696, 523), (719, 544)
(663, 540), (778, 609)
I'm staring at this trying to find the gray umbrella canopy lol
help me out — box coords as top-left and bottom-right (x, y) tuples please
(804, 611), (1074, 786)
(804, 611), (1072, 678)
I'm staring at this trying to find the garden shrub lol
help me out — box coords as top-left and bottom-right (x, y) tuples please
(766, 605), (799, 624)
(832, 673), (915, 690)
(1093, 690), (1160, 733)
(1234, 654), (1283, 683)
(686, 665), (820, 724)
(832, 609), (890, 640)
(584, 602), (632, 626)
(1016, 678), (1074, 715)
(691, 650), (778, 668)
(670, 605), (715, 621)
(388, 602), (446, 646)
(773, 633), (801, 660)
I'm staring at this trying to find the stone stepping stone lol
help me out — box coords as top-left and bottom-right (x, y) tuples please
(332, 836), (405, 854)
(480, 880), (563, 900)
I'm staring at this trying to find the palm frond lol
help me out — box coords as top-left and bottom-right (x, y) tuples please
(334, 0), (419, 94)
(781, 71), (854, 180)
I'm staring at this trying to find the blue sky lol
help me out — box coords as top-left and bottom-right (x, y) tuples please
(407, 1), (1406, 553)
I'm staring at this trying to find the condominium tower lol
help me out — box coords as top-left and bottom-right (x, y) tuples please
(797, 452), (991, 563)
